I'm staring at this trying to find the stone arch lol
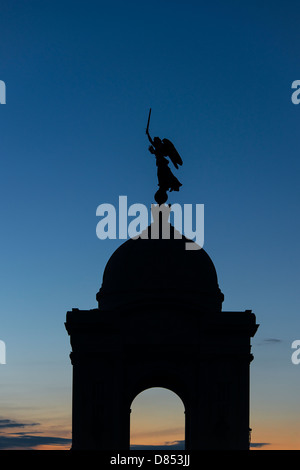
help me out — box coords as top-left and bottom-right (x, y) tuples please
(125, 366), (190, 450)
(127, 369), (189, 412)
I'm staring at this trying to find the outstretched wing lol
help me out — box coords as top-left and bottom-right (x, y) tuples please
(162, 138), (183, 169)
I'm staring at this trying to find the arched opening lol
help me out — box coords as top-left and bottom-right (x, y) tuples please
(130, 387), (185, 450)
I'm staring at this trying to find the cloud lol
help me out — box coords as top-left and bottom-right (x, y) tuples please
(263, 338), (282, 343)
(131, 440), (185, 450)
(256, 338), (283, 346)
(0, 434), (71, 450)
(132, 440), (270, 450)
(250, 442), (270, 448)
(0, 417), (71, 450)
(0, 419), (39, 429)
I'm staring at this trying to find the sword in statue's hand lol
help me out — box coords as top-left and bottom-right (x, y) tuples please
(146, 108), (151, 137)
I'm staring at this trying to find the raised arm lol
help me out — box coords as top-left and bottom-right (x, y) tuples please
(146, 130), (154, 146)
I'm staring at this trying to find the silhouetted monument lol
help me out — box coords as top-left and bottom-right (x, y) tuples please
(146, 108), (183, 204)
(65, 116), (258, 449)
(65, 203), (258, 450)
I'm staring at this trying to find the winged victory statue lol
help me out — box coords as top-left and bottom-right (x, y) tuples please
(145, 108), (183, 205)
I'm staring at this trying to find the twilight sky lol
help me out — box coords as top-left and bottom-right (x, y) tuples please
(0, 0), (300, 450)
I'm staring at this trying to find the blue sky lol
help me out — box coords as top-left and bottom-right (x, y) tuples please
(0, 0), (300, 449)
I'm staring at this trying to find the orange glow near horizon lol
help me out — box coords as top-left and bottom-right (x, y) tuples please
(250, 415), (300, 450)
(3, 390), (300, 450)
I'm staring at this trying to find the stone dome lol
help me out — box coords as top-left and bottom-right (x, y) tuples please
(96, 222), (224, 312)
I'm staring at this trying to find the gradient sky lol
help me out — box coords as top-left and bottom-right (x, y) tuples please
(0, 0), (300, 450)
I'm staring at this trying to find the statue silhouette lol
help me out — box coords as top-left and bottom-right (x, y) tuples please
(146, 109), (183, 204)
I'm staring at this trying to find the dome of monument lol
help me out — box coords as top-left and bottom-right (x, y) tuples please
(96, 222), (224, 312)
